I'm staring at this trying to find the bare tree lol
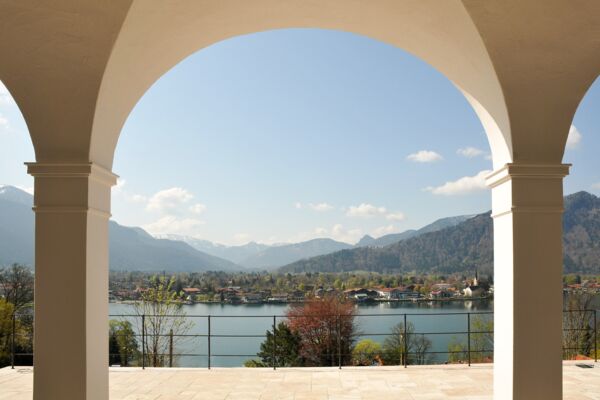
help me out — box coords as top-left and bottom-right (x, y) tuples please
(382, 322), (432, 365)
(132, 275), (192, 367)
(563, 292), (596, 359)
(0, 264), (34, 313)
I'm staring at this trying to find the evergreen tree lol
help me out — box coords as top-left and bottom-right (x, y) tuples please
(255, 322), (303, 367)
(109, 320), (139, 366)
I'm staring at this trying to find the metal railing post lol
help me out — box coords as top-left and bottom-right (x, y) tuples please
(208, 315), (211, 370)
(141, 314), (146, 369)
(11, 313), (15, 369)
(594, 310), (597, 363)
(272, 315), (277, 370)
(169, 329), (173, 368)
(403, 314), (408, 368)
(467, 313), (471, 366)
(337, 314), (342, 369)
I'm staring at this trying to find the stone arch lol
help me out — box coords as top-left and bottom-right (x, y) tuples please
(91, 0), (512, 171)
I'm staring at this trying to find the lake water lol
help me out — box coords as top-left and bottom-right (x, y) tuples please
(109, 300), (493, 367)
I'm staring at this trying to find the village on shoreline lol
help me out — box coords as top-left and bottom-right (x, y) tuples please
(108, 270), (600, 305)
(110, 274), (494, 305)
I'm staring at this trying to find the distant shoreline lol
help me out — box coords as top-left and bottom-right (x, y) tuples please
(109, 296), (493, 306)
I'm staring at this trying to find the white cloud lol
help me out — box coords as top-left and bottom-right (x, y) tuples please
(0, 81), (14, 105)
(287, 224), (363, 244)
(331, 224), (363, 244)
(566, 124), (582, 149)
(146, 187), (194, 213)
(114, 178), (126, 192)
(140, 188), (209, 236)
(425, 170), (492, 196)
(111, 179), (150, 204)
(0, 113), (9, 135)
(308, 202), (333, 212)
(296, 202), (334, 212)
(591, 182), (600, 190)
(406, 150), (443, 163)
(386, 212), (405, 221)
(189, 203), (207, 214)
(143, 216), (205, 236)
(372, 225), (398, 237)
(232, 233), (251, 245)
(314, 227), (328, 236)
(346, 203), (387, 218)
(457, 147), (485, 158)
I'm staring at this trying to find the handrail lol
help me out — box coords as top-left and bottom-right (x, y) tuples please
(8, 309), (598, 368)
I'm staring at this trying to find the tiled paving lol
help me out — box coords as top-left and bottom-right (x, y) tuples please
(1, 362), (598, 399)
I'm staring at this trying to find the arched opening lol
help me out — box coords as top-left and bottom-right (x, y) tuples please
(0, 79), (36, 368)
(560, 75), (600, 362)
(108, 28), (496, 371)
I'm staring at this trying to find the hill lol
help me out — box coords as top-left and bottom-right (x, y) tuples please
(354, 214), (474, 248)
(281, 192), (600, 275)
(156, 235), (353, 270)
(562, 191), (600, 274)
(155, 215), (474, 269)
(155, 234), (271, 265)
(0, 186), (240, 272)
(238, 238), (353, 269)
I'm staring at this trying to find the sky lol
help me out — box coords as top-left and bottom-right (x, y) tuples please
(1, 29), (599, 246)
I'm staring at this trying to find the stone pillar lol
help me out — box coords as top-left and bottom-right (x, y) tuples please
(486, 163), (569, 400)
(27, 163), (117, 400)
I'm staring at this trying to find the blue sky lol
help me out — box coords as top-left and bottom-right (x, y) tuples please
(1, 29), (599, 245)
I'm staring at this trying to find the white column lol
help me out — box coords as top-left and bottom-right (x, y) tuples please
(487, 163), (569, 400)
(27, 163), (117, 400)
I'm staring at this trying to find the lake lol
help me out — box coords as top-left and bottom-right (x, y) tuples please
(109, 300), (493, 367)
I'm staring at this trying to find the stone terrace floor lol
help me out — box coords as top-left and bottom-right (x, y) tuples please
(1, 362), (599, 400)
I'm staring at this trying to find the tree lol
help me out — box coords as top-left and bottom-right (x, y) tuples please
(563, 292), (596, 359)
(446, 315), (493, 363)
(287, 296), (356, 366)
(352, 339), (382, 366)
(0, 264), (34, 313)
(0, 298), (31, 367)
(132, 275), (192, 367)
(470, 316), (493, 362)
(250, 322), (303, 367)
(382, 321), (432, 365)
(447, 338), (468, 363)
(109, 320), (139, 366)
(243, 359), (266, 367)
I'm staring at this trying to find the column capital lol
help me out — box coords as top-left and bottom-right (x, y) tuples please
(487, 163), (570, 219)
(486, 163), (570, 189)
(25, 162), (117, 217)
(25, 162), (118, 187)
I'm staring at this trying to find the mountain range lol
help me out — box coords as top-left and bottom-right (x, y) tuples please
(0, 186), (238, 272)
(154, 234), (272, 265)
(4, 185), (599, 275)
(154, 215), (472, 269)
(158, 234), (354, 269)
(354, 214), (475, 248)
(0, 185), (472, 272)
(281, 191), (600, 275)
